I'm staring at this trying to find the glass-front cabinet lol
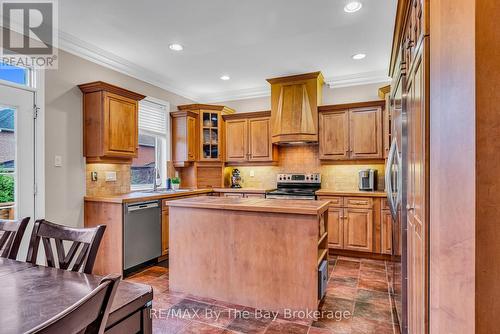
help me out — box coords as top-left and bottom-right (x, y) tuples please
(201, 111), (220, 160)
(176, 104), (235, 163)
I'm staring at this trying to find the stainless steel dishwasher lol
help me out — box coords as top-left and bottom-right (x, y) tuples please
(123, 200), (161, 271)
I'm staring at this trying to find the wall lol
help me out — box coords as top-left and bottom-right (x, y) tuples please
(217, 82), (386, 112)
(45, 49), (194, 228)
(225, 145), (385, 191)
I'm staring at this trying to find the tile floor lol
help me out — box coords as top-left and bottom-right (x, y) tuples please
(126, 256), (400, 334)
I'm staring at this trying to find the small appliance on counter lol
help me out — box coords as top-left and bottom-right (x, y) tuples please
(358, 169), (377, 191)
(230, 169), (242, 188)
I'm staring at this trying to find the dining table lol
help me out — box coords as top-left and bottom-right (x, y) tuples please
(0, 257), (153, 334)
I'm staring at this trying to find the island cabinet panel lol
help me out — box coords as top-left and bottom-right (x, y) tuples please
(168, 200), (328, 313)
(79, 81), (145, 164)
(225, 119), (248, 162)
(319, 110), (349, 160)
(328, 208), (344, 249)
(343, 208), (373, 252)
(349, 107), (383, 159)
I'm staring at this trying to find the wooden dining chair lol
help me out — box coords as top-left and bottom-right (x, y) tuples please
(27, 219), (106, 274)
(0, 217), (30, 260)
(26, 274), (121, 334)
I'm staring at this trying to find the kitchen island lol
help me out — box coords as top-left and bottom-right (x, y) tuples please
(167, 197), (330, 313)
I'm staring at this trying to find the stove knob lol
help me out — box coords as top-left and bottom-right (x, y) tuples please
(306, 176), (309, 180)
(287, 176), (291, 180)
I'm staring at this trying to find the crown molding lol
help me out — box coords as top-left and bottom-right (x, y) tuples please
(198, 86), (271, 103)
(325, 70), (391, 88)
(58, 31), (198, 101)
(57, 31), (390, 103)
(204, 70), (391, 103)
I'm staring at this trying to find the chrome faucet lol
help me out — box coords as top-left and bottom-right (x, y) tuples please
(153, 167), (161, 192)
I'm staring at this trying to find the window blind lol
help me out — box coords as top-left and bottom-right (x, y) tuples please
(138, 99), (169, 135)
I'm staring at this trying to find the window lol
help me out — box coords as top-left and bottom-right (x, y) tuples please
(131, 98), (170, 190)
(0, 62), (32, 87)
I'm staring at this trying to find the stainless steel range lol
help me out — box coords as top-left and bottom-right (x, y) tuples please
(266, 173), (321, 200)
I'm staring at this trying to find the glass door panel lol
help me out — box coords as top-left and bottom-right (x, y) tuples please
(0, 85), (35, 222)
(200, 111), (220, 160)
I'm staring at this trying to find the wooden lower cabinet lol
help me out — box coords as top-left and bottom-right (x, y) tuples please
(343, 208), (373, 252)
(327, 208), (344, 249)
(381, 210), (393, 255)
(161, 207), (169, 256)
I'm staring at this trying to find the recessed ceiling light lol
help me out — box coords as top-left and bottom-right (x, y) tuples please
(352, 53), (366, 60)
(220, 75), (230, 81)
(169, 43), (183, 51)
(344, 1), (362, 13)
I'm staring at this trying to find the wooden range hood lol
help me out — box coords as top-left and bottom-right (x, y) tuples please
(266, 72), (324, 144)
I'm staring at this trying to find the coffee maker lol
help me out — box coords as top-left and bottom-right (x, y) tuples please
(358, 169), (377, 191)
(231, 169), (242, 188)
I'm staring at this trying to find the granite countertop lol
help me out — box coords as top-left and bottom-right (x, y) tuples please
(315, 189), (387, 197)
(212, 187), (276, 194)
(167, 197), (330, 215)
(84, 188), (213, 204)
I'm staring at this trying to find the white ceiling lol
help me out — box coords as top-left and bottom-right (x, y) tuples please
(58, 0), (397, 102)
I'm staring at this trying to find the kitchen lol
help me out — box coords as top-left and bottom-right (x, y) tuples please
(0, 0), (497, 334)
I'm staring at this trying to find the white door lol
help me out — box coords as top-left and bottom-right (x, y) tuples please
(0, 84), (35, 222)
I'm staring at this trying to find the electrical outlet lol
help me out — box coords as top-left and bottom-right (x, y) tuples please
(250, 170), (255, 177)
(54, 155), (62, 167)
(91, 171), (98, 181)
(105, 171), (117, 182)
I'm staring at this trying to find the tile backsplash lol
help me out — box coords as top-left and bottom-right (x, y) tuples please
(86, 163), (131, 196)
(226, 145), (385, 191)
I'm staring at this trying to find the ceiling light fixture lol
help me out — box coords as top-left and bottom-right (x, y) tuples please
(220, 75), (230, 81)
(352, 53), (366, 60)
(169, 43), (183, 51)
(344, 1), (362, 13)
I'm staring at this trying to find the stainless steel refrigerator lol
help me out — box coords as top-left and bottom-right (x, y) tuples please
(385, 66), (407, 333)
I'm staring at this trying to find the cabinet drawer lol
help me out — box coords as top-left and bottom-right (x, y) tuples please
(244, 193), (266, 199)
(223, 193), (244, 198)
(318, 196), (343, 208)
(345, 197), (373, 209)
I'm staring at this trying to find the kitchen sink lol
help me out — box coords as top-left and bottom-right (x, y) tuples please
(143, 189), (191, 194)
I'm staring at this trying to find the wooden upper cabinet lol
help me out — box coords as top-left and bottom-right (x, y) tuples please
(349, 106), (383, 159)
(177, 104), (235, 162)
(267, 72), (324, 144)
(379, 85), (391, 159)
(223, 111), (277, 163)
(177, 104), (234, 162)
(319, 101), (385, 161)
(248, 117), (273, 161)
(79, 81), (145, 164)
(319, 110), (349, 160)
(171, 110), (198, 167)
(225, 119), (248, 162)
